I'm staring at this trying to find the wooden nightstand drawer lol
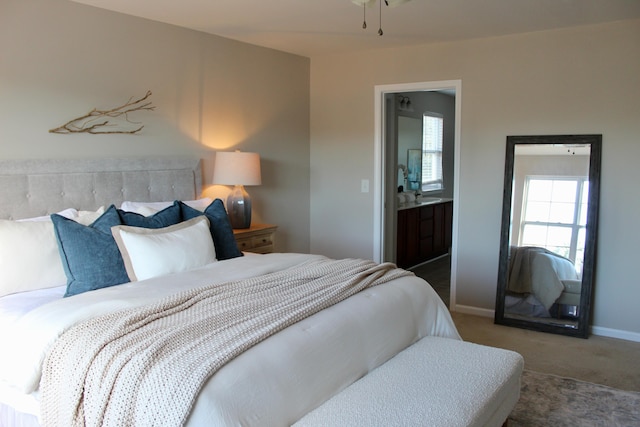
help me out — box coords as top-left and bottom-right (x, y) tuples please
(233, 224), (277, 254)
(235, 236), (273, 253)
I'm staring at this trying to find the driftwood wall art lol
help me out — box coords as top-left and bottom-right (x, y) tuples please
(49, 90), (155, 134)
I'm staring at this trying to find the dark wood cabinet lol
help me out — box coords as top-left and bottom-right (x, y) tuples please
(397, 201), (452, 269)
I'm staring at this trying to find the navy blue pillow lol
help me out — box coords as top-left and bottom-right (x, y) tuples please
(180, 199), (242, 260)
(53, 202), (184, 297)
(117, 200), (181, 228)
(52, 205), (129, 297)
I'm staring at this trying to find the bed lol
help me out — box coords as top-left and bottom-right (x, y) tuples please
(0, 157), (462, 426)
(506, 246), (581, 317)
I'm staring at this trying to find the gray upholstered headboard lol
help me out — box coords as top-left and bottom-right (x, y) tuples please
(0, 157), (203, 220)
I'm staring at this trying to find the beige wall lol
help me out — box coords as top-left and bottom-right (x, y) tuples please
(310, 20), (640, 339)
(0, 0), (311, 253)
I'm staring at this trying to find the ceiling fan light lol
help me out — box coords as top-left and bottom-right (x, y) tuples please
(352, 0), (412, 36)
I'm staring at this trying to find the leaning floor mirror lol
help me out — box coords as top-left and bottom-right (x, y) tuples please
(494, 134), (601, 338)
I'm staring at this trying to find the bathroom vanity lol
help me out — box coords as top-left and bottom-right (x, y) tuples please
(396, 198), (453, 269)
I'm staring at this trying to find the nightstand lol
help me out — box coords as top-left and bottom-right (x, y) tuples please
(233, 224), (278, 254)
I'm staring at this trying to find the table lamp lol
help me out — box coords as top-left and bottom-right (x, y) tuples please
(212, 151), (262, 229)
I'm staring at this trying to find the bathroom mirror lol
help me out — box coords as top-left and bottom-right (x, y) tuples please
(397, 116), (422, 191)
(494, 135), (601, 338)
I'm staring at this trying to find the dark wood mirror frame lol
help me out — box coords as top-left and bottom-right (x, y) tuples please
(494, 134), (601, 338)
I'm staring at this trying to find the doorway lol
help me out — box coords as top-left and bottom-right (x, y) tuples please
(373, 80), (461, 308)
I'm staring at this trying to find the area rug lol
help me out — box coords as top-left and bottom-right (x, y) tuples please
(508, 370), (640, 427)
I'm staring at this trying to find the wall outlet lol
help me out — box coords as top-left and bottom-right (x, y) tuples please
(361, 179), (369, 193)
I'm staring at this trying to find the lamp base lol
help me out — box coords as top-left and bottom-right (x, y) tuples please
(226, 185), (252, 229)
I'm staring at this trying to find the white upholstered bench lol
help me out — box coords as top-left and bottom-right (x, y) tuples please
(295, 336), (524, 427)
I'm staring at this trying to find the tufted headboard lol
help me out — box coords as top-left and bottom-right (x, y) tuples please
(0, 157), (203, 220)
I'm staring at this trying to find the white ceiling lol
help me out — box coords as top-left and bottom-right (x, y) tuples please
(70, 0), (640, 57)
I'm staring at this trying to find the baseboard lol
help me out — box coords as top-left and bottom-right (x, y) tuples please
(452, 304), (640, 343)
(451, 304), (494, 318)
(591, 326), (640, 343)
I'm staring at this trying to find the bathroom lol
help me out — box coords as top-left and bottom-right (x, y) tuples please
(394, 90), (456, 305)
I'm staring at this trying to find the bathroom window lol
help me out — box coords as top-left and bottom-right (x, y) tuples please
(421, 113), (443, 192)
(519, 177), (589, 274)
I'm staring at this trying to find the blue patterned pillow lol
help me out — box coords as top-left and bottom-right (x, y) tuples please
(180, 199), (242, 260)
(53, 202), (184, 297)
(52, 205), (128, 297)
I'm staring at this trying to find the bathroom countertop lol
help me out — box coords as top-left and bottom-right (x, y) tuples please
(397, 197), (453, 211)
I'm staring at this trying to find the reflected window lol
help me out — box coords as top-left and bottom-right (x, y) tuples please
(421, 113), (443, 192)
(520, 177), (589, 275)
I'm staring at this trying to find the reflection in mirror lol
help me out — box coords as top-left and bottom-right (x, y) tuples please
(396, 111), (448, 200)
(495, 135), (601, 338)
(397, 116), (422, 194)
(407, 149), (422, 191)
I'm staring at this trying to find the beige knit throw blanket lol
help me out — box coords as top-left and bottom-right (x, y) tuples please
(39, 258), (412, 427)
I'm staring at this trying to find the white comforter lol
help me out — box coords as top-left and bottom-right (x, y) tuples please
(0, 253), (460, 426)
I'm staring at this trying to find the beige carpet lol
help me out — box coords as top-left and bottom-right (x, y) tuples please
(450, 311), (640, 393)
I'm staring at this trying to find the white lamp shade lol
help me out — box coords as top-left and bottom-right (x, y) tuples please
(212, 151), (262, 186)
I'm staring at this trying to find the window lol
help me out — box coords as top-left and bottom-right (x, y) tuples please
(519, 177), (589, 275)
(421, 113), (443, 192)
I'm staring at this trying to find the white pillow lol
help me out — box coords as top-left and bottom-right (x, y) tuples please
(120, 198), (213, 216)
(0, 207), (108, 298)
(14, 207), (105, 224)
(0, 220), (67, 297)
(16, 208), (78, 222)
(75, 206), (106, 225)
(111, 216), (216, 282)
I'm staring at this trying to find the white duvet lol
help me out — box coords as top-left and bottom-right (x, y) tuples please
(0, 253), (460, 426)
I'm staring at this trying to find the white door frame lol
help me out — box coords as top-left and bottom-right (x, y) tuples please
(373, 80), (462, 308)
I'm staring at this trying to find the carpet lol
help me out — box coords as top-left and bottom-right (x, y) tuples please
(509, 370), (640, 427)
